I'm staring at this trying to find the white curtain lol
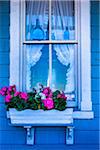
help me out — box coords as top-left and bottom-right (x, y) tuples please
(26, 0), (48, 40)
(52, 0), (75, 40)
(26, 0), (48, 91)
(52, 0), (75, 93)
(26, 45), (43, 91)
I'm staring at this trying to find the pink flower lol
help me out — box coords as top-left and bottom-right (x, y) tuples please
(57, 94), (62, 99)
(7, 90), (11, 95)
(14, 91), (21, 97)
(43, 88), (48, 95)
(42, 87), (52, 98)
(42, 98), (54, 109)
(57, 93), (67, 100)
(49, 92), (52, 98)
(5, 95), (12, 103)
(8, 87), (12, 92)
(2, 87), (7, 92)
(0, 90), (5, 96)
(8, 85), (16, 92)
(20, 92), (28, 101)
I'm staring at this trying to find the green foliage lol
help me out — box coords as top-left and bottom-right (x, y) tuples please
(1, 85), (67, 111)
(54, 98), (66, 111)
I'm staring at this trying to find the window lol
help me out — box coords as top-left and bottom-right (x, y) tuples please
(24, 0), (77, 107)
(10, 0), (93, 118)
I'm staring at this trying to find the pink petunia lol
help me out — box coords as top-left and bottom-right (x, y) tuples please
(42, 98), (54, 109)
(8, 85), (16, 92)
(57, 93), (67, 100)
(2, 87), (7, 92)
(5, 95), (12, 103)
(49, 92), (53, 98)
(14, 91), (21, 97)
(57, 94), (62, 99)
(20, 92), (28, 101)
(43, 88), (48, 95)
(0, 90), (5, 96)
(42, 87), (52, 98)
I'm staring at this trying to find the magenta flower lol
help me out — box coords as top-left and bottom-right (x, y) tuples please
(43, 88), (48, 95)
(2, 87), (7, 92)
(20, 92), (28, 101)
(7, 90), (11, 95)
(57, 93), (67, 100)
(0, 90), (5, 96)
(8, 85), (16, 92)
(14, 91), (21, 97)
(42, 98), (54, 109)
(49, 92), (53, 98)
(8, 87), (12, 92)
(5, 95), (12, 103)
(42, 87), (52, 98)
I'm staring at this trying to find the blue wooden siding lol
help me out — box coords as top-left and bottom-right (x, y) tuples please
(0, 1), (99, 150)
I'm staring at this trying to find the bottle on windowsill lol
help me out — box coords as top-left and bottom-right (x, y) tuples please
(32, 18), (44, 40)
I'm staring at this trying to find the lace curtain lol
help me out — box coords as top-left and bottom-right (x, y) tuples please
(52, 0), (75, 92)
(26, 0), (75, 93)
(26, 0), (48, 91)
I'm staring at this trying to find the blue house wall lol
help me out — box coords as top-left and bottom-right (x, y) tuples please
(0, 1), (99, 150)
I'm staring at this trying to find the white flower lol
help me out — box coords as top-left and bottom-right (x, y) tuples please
(39, 92), (46, 100)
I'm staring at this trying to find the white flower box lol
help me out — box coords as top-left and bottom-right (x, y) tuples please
(8, 108), (73, 125)
(7, 108), (74, 145)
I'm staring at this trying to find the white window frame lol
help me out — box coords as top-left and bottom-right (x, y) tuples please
(10, 0), (94, 119)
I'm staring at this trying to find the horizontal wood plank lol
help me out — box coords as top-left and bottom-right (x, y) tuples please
(0, 1), (10, 13)
(0, 130), (26, 144)
(0, 26), (9, 39)
(0, 53), (9, 65)
(0, 144), (99, 150)
(0, 65), (9, 77)
(0, 14), (10, 26)
(0, 78), (9, 88)
(0, 39), (9, 52)
(91, 26), (99, 40)
(75, 130), (99, 144)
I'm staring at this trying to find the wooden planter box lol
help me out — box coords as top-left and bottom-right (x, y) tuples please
(7, 108), (74, 145)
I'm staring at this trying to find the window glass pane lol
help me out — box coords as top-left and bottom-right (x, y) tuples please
(25, 44), (49, 91)
(52, 44), (76, 98)
(51, 0), (75, 40)
(26, 0), (49, 40)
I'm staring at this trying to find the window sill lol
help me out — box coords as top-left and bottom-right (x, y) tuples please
(73, 111), (94, 119)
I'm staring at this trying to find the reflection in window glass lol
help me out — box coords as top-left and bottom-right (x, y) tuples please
(26, 0), (49, 40)
(26, 45), (49, 90)
(52, 44), (75, 94)
(52, 0), (75, 40)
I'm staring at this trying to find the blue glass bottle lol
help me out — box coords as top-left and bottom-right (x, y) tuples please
(31, 18), (44, 40)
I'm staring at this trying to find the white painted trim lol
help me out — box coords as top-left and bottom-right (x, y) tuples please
(10, 0), (20, 90)
(73, 111), (94, 119)
(80, 0), (92, 111)
(23, 40), (78, 44)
